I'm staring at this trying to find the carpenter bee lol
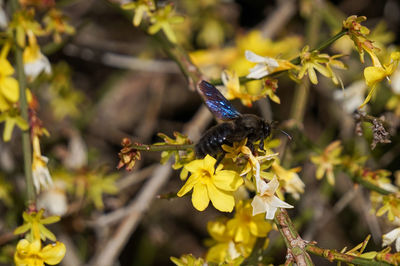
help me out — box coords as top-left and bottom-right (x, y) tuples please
(195, 80), (272, 159)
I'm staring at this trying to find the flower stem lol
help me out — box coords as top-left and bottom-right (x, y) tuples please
(210, 28), (348, 86)
(131, 143), (195, 152)
(306, 245), (393, 265)
(11, 0), (35, 206)
(274, 209), (314, 265)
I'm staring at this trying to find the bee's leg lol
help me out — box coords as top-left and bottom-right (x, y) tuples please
(215, 152), (226, 169)
(247, 142), (255, 155)
(259, 137), (265, 151)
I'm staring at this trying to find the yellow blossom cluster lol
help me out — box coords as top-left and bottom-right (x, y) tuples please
(13, 210), (66, 266)
(122, 1), (184, 43)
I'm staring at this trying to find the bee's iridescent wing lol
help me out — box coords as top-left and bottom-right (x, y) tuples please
(199, 80), (241, 121)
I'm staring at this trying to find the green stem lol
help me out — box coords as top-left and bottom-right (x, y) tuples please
(348, 173), (392, 195)
(306, 245), (393, 265)
(210, 28), (348, 86)
(274, 209), (314, 265)
(132, 143), (195, 152)
(11, 0), (35, 205)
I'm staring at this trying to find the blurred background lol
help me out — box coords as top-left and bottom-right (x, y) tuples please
(1, 0), (400, 265)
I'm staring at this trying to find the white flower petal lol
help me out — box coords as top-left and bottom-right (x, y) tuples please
(270, 195), (294, 209)
(382, 227), (400, 247)
(24, 53), (52, 80)
(333, 80), (367, 113)
(251, 195), (266, 216)
(260, 176), (279, 195)
(245, 50), (266, 63)
(391, 69), (400, 94)
(247, 65), (269, 79)
(265, 204), (278, 220)
(396, 237), (400, 252)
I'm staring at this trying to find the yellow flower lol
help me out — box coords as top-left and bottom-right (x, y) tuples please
(0, 110), (28, 141)
(14, 238), (66, 266)
(43, 8), (75, 43)
(221, 70), (273, 107)
(14, 209), (60, 242)
(271, 160), (304, 200)
(170, 254), (205, 266)
(206, 219), (250, 263)
(342, 15), (380, 64)
(148, 4), (184, 44)
(83, 171), (119, 209)
(227, 200), (272, 243)
(156, 132), (194, 173)
(297, 46), (345, 85)
(177, 155), (243, 212)
(361, 51), (400, 108)
(122, 0), (155, 27)
(376, 194), (400, 221)
(251, 176), (293, 220)
(0, 58), (19, 111)
(310, 141), (342, 186)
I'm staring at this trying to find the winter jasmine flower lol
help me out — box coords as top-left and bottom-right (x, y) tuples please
(23, 42), (51, 81)
(14, 238), (66, 266)
(251, 176), (293, 220)
(333, 80), (367, 113)
(177, 155), (243, 212)
(245, 50), (279, 79)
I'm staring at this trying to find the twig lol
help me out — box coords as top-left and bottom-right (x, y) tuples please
(129, 143), (194, 152)
(260, 0), (296, 38)
(63, 44), (180, 73)
(306, 245), (393, 265)
(116, 164), (157, 190)
(11, 0), (35, 206)
(274, 209), (314, 266)
(89, 161), (173, 266)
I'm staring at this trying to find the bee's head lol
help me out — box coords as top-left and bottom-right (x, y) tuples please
(263, 121), (271, 138)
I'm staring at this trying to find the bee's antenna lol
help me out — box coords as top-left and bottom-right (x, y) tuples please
(280, 129), (292, 141)
(271, 121), (292, 141)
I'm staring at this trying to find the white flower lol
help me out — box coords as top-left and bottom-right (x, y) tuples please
(333, 80), (367, 113)
(0, 1), (8, 29)
(382, 227), (400, 251)
(63, 133), (88, 170)
(32, 155), (53, 193)
(285, 172), (305, 200)
(24, 52), (51, 80)
(251, 176), (293, 220)
(391, 69), (400, 94)
(245, 50), (279, 79)
(37, 180), (68, 216)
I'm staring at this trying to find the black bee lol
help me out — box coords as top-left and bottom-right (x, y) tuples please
(195, 80), (272, 158)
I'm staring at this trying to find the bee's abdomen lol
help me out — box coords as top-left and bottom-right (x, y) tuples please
(195, 123), (233, 157)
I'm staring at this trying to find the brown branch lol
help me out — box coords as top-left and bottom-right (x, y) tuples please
(274, 209), (314, 266)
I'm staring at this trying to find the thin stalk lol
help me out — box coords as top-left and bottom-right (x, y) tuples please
(11, 0), (35, 205)
(210, 28), (348, 86)
(306, 245), (393, 265)
(131, 143), (195, 152)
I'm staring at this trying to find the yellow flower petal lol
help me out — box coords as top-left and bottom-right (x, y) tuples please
(207, 183), (234, 212)
(0, 77), (19, 103)
(41, 241), (66, 265)
(364, 66), (387, 87)
(213, 170), (243, 191)
(177, 175), (198, 197)
(192, 183), (209, 211)
(0, 59), (14, 76)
